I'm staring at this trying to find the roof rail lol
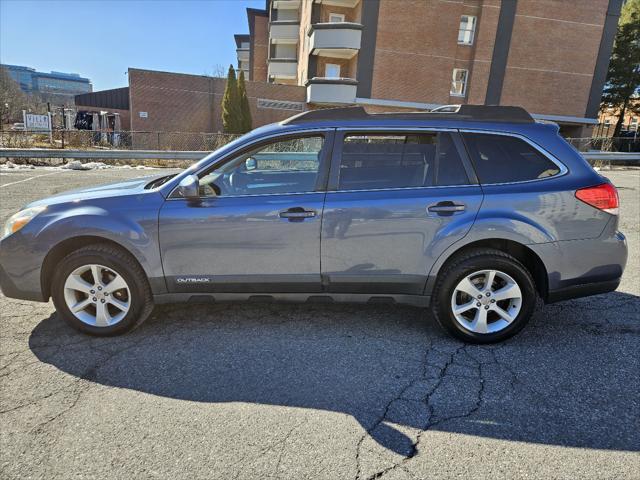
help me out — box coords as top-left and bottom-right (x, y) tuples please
(282, 105), (535, 125)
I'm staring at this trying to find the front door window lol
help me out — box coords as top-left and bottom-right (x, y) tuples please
(199, 136), (324, 197)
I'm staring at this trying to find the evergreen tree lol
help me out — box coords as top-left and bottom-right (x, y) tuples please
(237, 70), (252, 133)
(601, 0), (640, 137)
(221, 65), (241, 133)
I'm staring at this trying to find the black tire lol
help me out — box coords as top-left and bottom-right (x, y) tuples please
(431, 248), (537, 343)
(51, 243), (154, 336)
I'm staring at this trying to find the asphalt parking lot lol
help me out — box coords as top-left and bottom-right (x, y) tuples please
(0, 166), (638, 479)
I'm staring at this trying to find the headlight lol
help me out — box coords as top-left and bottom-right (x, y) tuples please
(2, 206), (46, 239)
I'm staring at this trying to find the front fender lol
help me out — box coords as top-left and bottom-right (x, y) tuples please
(0, 193), (165, 301)
(38, 196), (166, 292)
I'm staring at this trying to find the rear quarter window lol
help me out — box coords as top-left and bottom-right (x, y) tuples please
(462, 133), (561, 184)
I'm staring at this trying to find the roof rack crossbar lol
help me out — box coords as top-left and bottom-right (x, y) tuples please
(282, 105), (535, 124)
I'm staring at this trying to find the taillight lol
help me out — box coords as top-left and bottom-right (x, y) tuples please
(575, 182), (619, 215)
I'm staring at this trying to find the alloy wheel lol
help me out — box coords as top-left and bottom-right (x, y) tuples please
(450, 269), (522, 334)
(63, 264), (131, 327)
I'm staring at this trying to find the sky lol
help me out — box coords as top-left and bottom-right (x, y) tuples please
(0, 0), (264, 91)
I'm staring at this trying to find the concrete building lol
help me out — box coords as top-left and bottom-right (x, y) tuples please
(235, 0), (624, 136)
(2, 64), (92, 104)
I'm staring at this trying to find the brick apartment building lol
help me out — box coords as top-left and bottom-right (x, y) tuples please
(77, 0), (622, 140)
(236, 0), (623, 136)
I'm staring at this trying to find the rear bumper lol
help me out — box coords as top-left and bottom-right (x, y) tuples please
(547, 278), (621, 303)
(531, 227), (627, 303)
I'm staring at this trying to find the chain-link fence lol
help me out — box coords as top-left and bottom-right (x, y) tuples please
(0, 130), (240, 151)
(565, 136), (640, 153)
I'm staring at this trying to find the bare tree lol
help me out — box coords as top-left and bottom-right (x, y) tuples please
(0, 67), (46, 128)
(204, 64), (229, 78)
(0, 67), (28, 127)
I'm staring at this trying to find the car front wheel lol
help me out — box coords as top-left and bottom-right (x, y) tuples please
(51, 243), (154, 336)
(432, 248), (537, 343)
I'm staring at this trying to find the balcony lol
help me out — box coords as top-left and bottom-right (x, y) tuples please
(313, 0), (360, 7)
(308, 23), (362, 58)
(268, 59), (298, 80)
(270, 21), (300, 44)
(306, 77), (358, 104)
(236, 48), (250, 62)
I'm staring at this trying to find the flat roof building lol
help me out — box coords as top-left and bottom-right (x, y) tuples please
(1, 64), (92, 104)
(234, 0), (623, 136)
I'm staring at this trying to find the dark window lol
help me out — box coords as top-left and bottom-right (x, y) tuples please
(338, 132), (469, 190)
(463, 133), (560, 184)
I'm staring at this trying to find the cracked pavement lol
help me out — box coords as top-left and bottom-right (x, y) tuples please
(1, 168), (639, 479)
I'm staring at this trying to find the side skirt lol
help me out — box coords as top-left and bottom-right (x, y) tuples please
(153, 292), (431, 308)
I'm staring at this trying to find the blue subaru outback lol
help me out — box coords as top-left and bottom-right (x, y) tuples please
(0, 106), (627, 343)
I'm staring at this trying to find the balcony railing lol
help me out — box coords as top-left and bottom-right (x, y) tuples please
(306, 77), (358, 104)
(268, 59), (298, 80)
(308, 22), (363, 58)
(270, 21), (300, 44)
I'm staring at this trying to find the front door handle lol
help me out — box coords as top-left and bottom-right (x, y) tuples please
(427, 201), (466, 215)
(279, 207), (317, 221)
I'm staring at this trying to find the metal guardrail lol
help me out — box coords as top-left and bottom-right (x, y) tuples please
(1, 148), (639, 164)
(0, 148), (209, 160)
(582, 152), (640, 161)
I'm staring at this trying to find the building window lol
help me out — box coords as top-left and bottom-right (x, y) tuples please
(629, 117), (638, 132)
(325, 63), (341, 78)
(329, 13), (345, 23)
(450, 69), (468, 97)
(458, 15), (477, 45)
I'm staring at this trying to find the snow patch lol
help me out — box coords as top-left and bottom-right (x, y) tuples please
(0, 161), (35, 170)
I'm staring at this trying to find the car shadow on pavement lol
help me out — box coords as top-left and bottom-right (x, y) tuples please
(29, 291), (640, 456)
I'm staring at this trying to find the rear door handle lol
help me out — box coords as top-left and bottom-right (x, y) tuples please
(427, 201), (466, 215)
(279, 207), (317, 221)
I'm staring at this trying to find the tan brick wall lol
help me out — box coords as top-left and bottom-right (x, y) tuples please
(368, 0), (605, 118)
(297, 0), (313, 83)
(466, 2), (500, 105)
(500, 0), (608, 117)
(371, 0), (467, 104)
(252, 15), (269, 82)
(128, 69), (306, 136)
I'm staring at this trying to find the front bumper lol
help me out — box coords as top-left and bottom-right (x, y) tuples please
(0, 232), (47, 302)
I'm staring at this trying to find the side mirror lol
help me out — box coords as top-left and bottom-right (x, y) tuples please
(177, 174), (200, 199)
(245, 157), (257, 171)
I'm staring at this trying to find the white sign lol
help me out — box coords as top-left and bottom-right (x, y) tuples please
(139, 111), (148, 118)
(25, 113), (50, 131)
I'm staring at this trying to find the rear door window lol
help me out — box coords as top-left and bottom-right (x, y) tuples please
(462, 133), (561, 184)
(338, 132), (469, 190)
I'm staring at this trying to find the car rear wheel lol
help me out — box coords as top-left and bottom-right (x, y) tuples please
(51, 244), (154, 336)
(432, 248), (537, 343)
